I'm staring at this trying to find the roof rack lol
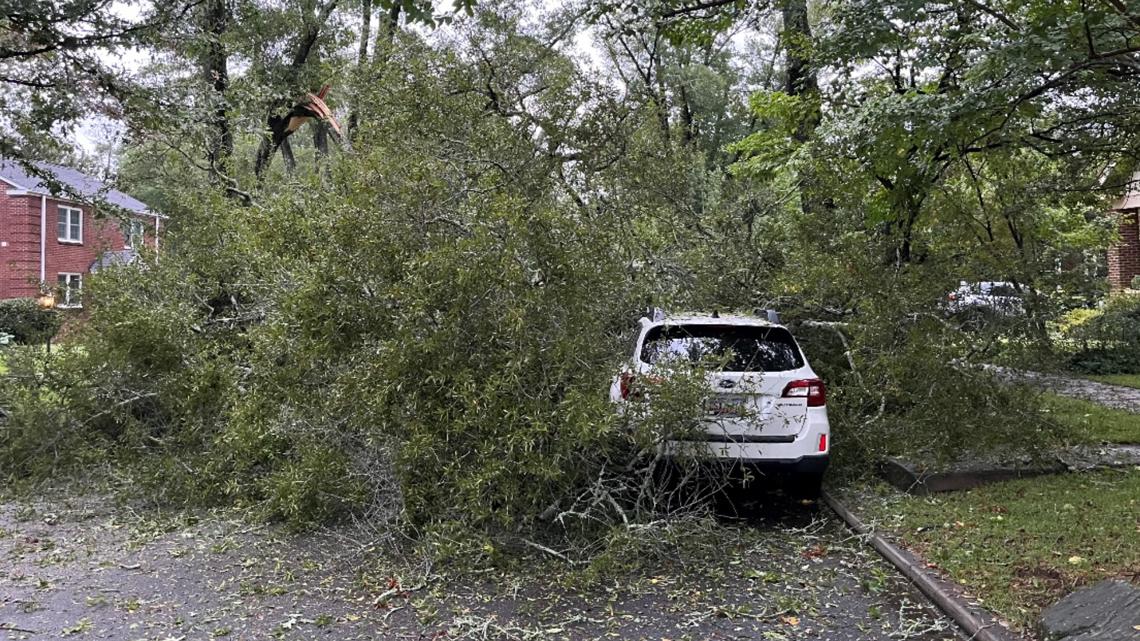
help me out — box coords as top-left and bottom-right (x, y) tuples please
(638, 308), (782, 325)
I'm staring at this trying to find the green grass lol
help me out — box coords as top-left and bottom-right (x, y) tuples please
(1084, 373), (1140, 389)
(1042, 393), (1140, 444)
(1044, 390), (1140, 444)
(864, 469), (1140, 631)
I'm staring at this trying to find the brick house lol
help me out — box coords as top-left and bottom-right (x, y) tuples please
(1108, 172), (1140, 291)
(0, 160), (161, 307)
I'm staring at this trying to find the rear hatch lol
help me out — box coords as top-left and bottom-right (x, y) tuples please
(640, 324), (811, 442)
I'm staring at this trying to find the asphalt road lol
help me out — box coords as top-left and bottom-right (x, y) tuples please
(0, 490), (961, 641)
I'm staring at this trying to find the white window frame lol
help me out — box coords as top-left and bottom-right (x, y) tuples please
(57, 273), (83, 308)
(58, 206), (83, 244)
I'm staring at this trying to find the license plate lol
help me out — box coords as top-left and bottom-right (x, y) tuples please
(705, 397), (748, 417)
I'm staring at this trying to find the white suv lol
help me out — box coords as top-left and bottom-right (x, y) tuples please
(610, 312), (830, 497)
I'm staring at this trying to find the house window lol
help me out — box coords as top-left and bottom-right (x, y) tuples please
(57, 206), (82, 243)
(123, 219), (144, 249)
(57, 273), (82, 308)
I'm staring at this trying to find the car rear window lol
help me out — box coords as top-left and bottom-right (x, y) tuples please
(640, 325), (804, 372)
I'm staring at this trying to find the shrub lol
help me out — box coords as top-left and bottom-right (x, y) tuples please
(0, 299), (62, 345)
(823, 328), (1064, 472)
(1065, 294), (1140, 374)
(0, 346), (108, 478)
(1057, 307), (1100, 336)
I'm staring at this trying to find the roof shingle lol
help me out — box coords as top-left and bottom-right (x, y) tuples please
(0, 159), (150, 214)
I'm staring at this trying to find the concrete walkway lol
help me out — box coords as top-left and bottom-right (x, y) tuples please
(989, 366), (1140, 413)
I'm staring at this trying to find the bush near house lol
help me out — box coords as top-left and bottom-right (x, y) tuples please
(1064, 294), (1140, 374)
(0, 299), (62, 345)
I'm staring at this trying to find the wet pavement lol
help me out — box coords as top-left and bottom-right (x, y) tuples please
(991, 367), (1140, 413)
(0, 490), (961, 641)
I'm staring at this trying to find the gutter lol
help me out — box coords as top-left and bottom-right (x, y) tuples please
(39, 194), (46, 283)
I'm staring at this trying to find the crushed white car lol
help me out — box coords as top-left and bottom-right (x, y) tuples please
(610, 311), (830, 497)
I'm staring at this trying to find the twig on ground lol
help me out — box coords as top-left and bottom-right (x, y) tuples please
(372, 578), (429, 608)
(521, 538), (579, 565)
(383, 604), (406, 621)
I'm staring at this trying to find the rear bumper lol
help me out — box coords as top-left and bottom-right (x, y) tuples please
(663, 413), (829, 465)
(754, 454), (829, 476)
(690, 453), (828, 475)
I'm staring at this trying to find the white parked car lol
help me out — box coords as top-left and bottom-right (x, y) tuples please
(610, 312), (830, 498)
(945, 281), (1025, 317)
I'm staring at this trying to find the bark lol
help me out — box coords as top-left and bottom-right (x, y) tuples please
(202, 0), (232, 173)
(781, 0), (819, 142)
(313, 120), (329, 166)
(369, 0), (401, 70)
(379, 1), (401, 52)
(289, 0), (339, 74)
(649, 34), (672, 148)
(780, 0), (826, 221)
(346, 0), (373, 141)
(679, 83), (696, 146)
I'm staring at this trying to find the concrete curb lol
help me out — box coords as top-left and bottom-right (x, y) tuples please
(822, 490), (1027, 641)
(879, 446), (1140, 495)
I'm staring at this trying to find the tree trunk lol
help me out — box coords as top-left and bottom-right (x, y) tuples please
(781, 0), (819, 142)
(314, 120), (329, 166)
(780, 0), (825, 218)
(346, 0), (372, 141)
(254, 0), (339, 181)
(202, 0), (232, 173)
(380, 3), (401, 48)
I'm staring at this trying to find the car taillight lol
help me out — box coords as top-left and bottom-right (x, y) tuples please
(818, 434), (827, 452)
(619, 372), (662, 401)
(782, 378), (826, 407)
(619, 372), (635, 400)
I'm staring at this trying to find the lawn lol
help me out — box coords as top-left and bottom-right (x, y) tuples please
(1042, 393), (1140, 444)
(863, 468), (1140, 632)
(1084, 373), (1140, 389)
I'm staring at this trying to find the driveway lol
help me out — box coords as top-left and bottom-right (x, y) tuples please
(1, 490), (961, 641)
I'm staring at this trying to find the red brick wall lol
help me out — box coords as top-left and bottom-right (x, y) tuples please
(0, 192), (41, 298)
(1108, 210), (1140, 291)
(0, 191), (159, 300)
